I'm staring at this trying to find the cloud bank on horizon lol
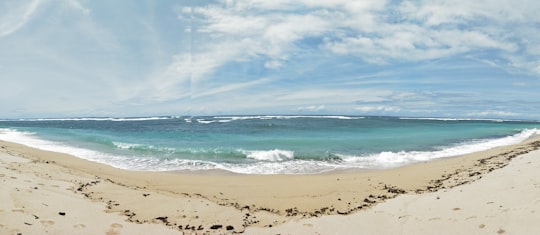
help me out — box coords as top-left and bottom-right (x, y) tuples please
(1, 0), (540, 119)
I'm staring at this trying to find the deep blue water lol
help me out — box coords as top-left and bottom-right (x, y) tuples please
(1, 116), (539, 174)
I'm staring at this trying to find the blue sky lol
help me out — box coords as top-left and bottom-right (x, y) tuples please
(1, 0), (540, 119)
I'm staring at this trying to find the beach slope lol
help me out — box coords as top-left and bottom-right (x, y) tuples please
(247, 145), (540, 234)
(1, 138), (540, 234)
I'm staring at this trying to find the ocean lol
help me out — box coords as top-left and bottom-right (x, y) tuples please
(1, 116), (539, 174)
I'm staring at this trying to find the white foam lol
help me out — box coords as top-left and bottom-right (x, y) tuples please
(112, 141), (143, 149)
(0, 128), (137, 169)
(244, 149), (294, 161)
(399, 117), (508, 122)
(215, 115), (364, 121)
(212, 160), (348, 174)
(112, 141), (176, 154)
(195, 118), (233, 124)
(14, 116), (176, 122)
(339, 128), (540, 168)
(1, 128), (538, 175)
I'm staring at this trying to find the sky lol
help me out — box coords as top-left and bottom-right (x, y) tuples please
(1, 0), (540, 119)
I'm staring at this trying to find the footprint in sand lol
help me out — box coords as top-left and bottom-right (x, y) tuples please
(111, 223), (123, 228)
(74, 224), (86, 229)
(11, 208), (24, 213)
(40, 220), (55, 226)
(106, 223), (123, 235)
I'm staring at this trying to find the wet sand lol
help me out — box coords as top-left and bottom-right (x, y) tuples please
(1, 137), (540, 234)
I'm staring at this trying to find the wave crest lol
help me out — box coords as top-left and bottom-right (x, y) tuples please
(112, 141), (176, 154)
(8, 116), (176, 122)
(244, 149), (294, 161)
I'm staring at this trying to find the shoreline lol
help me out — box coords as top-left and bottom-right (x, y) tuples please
(2, 123), (538, 175)
(248, 141), (540, 234)
(2, 137), (540, 234)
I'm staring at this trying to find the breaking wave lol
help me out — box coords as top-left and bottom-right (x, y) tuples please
(1, 128), (539, 174)
(8, 116), (177, 122)
(243, 149), (294, 161)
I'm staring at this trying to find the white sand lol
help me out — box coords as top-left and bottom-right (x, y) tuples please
(1, 138), (539, 234)
(0, 151), (179, 235)
(246, 149), (540, 234)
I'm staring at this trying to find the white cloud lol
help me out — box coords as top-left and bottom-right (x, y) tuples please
(143, 42), (246, 102)
(297, 105), (326, 112)
(164, 1), (388, 88)
(467, 111), (519, 117)
(0, 0), (41, 37)
(192, 78), (270, 98)
(277, 89), (390, 104)
(190, 4), (334, 63)
(400, 0), (540, 26)
(264, 60), (282, 69)
(325, 22), (518, 63)
(147, 3), (342, 101)
(66, 0), (90, 16)
(387, 0), (539, 74)
(3, 1), (539, 118)
(355, 106), (401, 113)
(165, 0), (540, 84)
(507, 56), (540, 76)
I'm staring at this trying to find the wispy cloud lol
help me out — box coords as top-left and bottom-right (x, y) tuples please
(192, 78), (270, 98)
(0, 0), (41, 37)
(65, 0), (90, 16)
(168, 0), (539, 78)
(141, 0), (540, 111)
(466, 111), (520, 117)
(1, 1), (540, 119)
(297, 105), (326, 112)
(355, 106), (401, 113)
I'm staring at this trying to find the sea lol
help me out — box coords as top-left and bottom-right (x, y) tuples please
(1, 115), (539, 174)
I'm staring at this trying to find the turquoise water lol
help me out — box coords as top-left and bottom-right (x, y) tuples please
(1, 116), (539, 174)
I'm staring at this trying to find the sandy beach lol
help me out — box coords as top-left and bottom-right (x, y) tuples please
(3, 0), (539, 234)
(1, 137), (540, 234)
